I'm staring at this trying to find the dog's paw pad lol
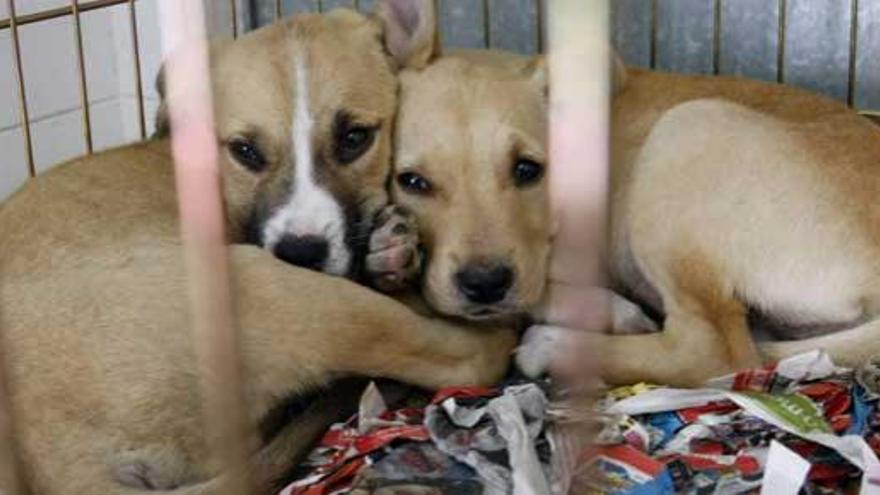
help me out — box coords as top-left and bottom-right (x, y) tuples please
(370, 205), (418, 250)
(516, 325), (567, 378)
(366, 205), (422, 292)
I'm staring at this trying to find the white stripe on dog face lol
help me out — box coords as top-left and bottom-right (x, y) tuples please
(262, 53), (351, 275)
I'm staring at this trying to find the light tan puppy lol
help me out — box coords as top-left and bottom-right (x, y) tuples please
(0, 5), (515, 494)
(386, 50), (650, 333)
(390, 50), (552, 321)
(522, 66), (880, 387)
(600, 70), (880, 385)
(390, 44), (880, 390)
(384, 49), (654, 331)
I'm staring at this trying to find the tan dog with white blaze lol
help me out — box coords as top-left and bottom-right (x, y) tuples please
(0, 4), (516, 494)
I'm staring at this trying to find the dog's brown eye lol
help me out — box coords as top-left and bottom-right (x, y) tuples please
(228, 139), (268, 173)
(396, 172), (433, 195)
(335, 125), (376, 164)
(512, 159), (544, 187)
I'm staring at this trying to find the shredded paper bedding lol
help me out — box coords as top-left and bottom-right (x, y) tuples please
(282, 351), (880, 494)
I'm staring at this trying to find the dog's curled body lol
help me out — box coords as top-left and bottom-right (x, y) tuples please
(0, 7), (515, 494)
(601, 69), (880, 385)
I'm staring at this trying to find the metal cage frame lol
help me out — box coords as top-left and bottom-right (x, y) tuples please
(2, 0), (876, 181)
(0, 1), (875, 493)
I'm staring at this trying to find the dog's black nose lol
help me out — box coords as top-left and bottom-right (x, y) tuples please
(455, 262), (514, 305)
(274, 235), (329, 271)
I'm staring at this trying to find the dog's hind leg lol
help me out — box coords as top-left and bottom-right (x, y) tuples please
(8, 246), (513, 495)
(759, 286), (880, 366)
(760, 318), (880, 368)
(36, 397), (348, 495)
(144, 383), (364, 495)
(600, 304), (756, 387)
(249, 379), (364, 491)
(521, 296), (758, 388)
(17, 423), (201, 495)
(522, 252), (759, 387)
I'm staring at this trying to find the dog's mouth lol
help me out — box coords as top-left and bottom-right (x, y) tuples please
(465, 303), (521, 320)
(470, 307), (501, 318)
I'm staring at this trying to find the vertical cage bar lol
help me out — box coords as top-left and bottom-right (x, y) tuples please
(712, 0), (722, 75)
(276, 0), (282, 19)
(777, 0), (787, 83)
(535, 0), (544, 52)
(546, 0), (610, 484)
(848, 0), (860, 107)
(717, 0), (779, 81)
(486, 0), (540, 54)
(547, 0), (610, 284)
(159, 0), (253, 492)
(230, 0), (239, 37)
(128, 0), (146, 138)
(853, 0), (880, 110)
(71, 0), (94, 153)
(649, 0), (658, 69)
(6, 0), (36, 178)
(0, 8), (32, 489)
(482, 0), (490, 48)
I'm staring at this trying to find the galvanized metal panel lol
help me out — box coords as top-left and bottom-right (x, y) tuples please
(611, 0), (652, 68)
(538, 0), (546, 52)
(357, 0), (377, 13)
(487, 0), (539, 54)
(439, 0), (488, 49)
(251, 0), (276, 27)
(249, 0), (880, 112)
(655, 0), (715, 74)
(285, 0), (320, 15)
(320, 0), (356, 11)
(237, 0), (254, 34)
(252, 0), (432, 26)
(718, 0), (779, 82)
(856, 0), (880, 109)
(784, 0), (853, 101)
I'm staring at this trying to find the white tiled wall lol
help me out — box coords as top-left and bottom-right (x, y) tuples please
(0, 0), (164, 200)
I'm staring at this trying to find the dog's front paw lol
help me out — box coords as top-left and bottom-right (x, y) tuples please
(516, 324), (568, 378)
(366, 205), (423, 292)
(473, 327), (520, 384)
(517, 325), (604, 392)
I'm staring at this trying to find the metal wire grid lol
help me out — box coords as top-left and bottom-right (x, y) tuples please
(642, 0), (863, 107)
(2, 0), (873, 182)
(2, 0), (148, 178)
(0, 0), (546, 181)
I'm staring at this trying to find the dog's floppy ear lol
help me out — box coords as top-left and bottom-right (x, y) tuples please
(152, 40), (227, 138)
(375, 0), (439, 70)
(152, 62), (170, 138)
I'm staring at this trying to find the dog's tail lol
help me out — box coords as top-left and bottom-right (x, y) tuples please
(760, 319), (880, 368)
